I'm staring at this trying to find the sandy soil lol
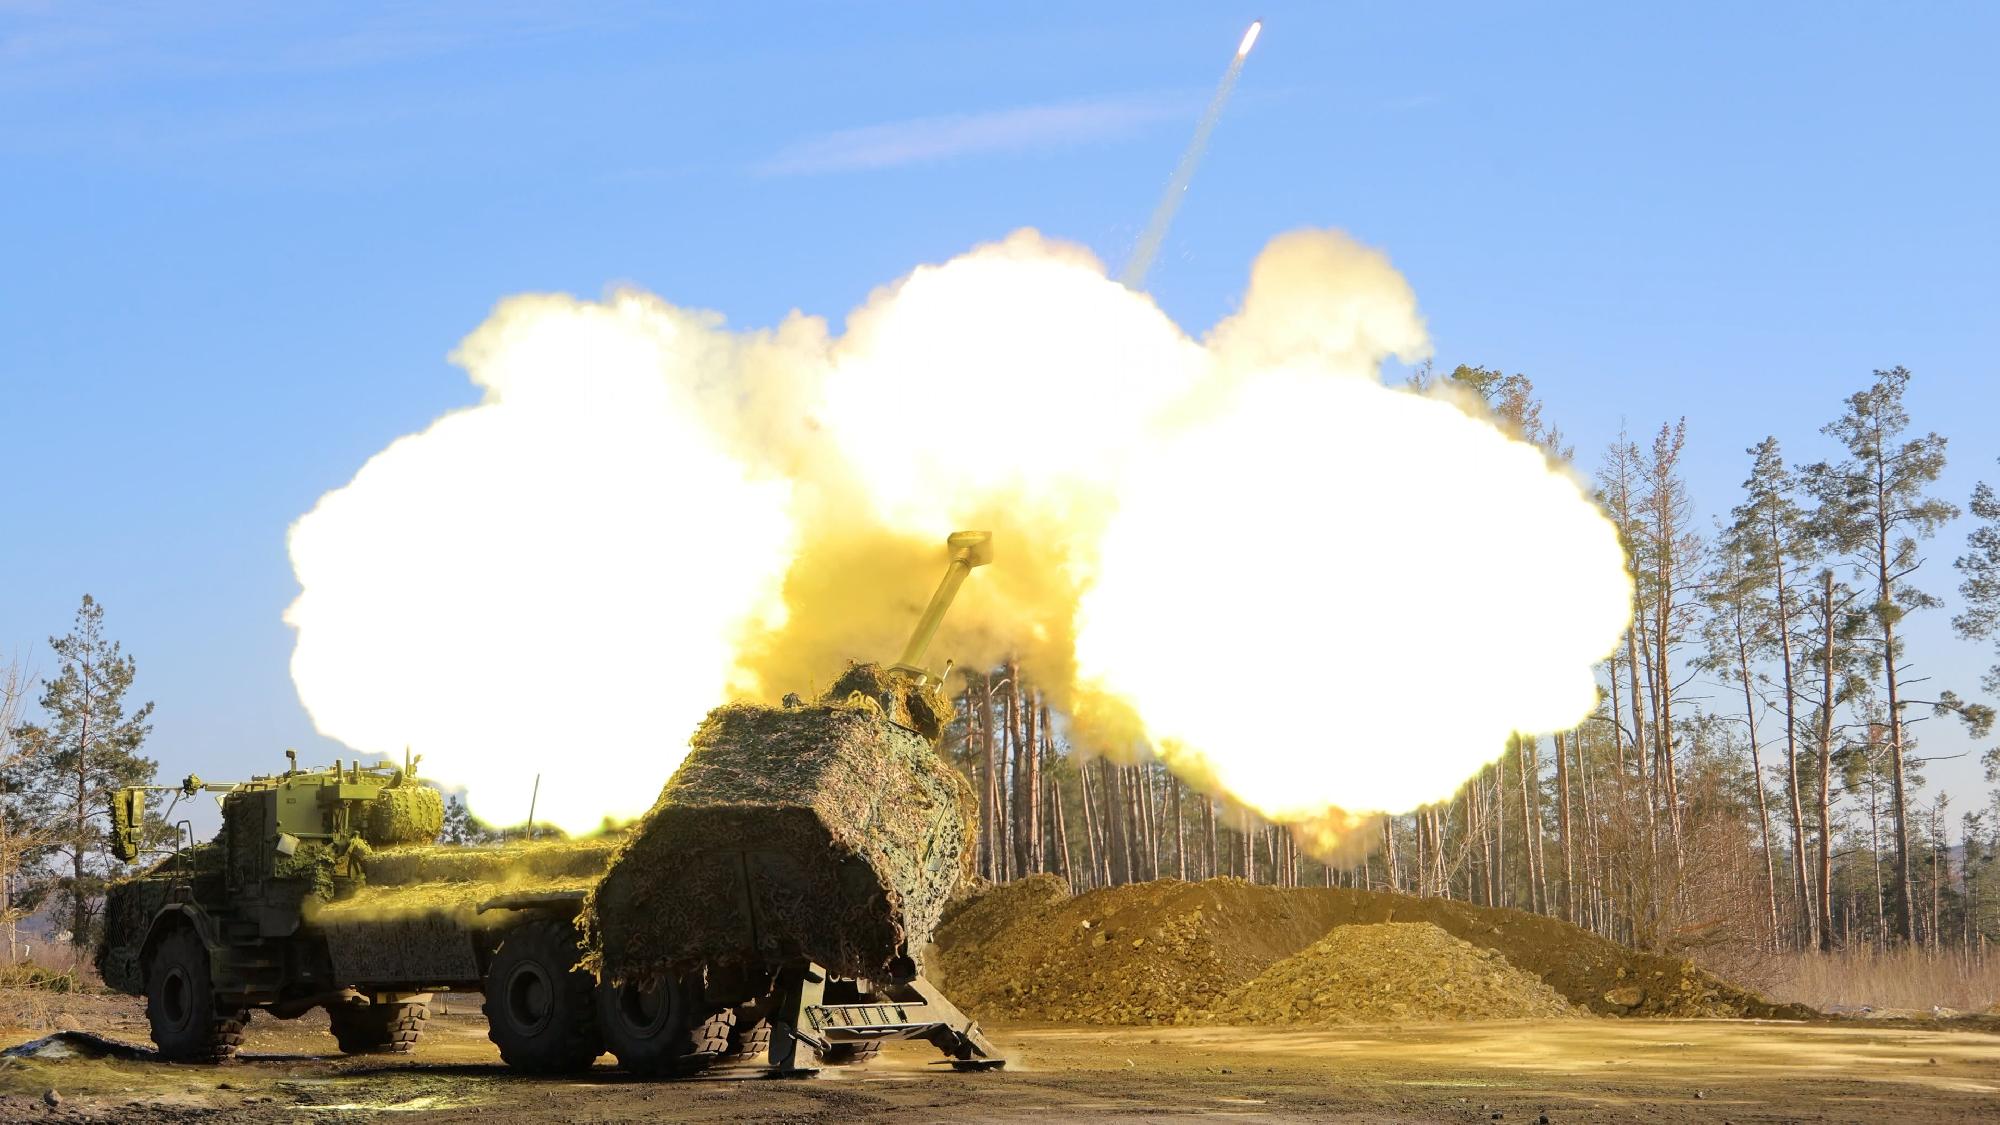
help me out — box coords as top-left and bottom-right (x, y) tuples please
(1, 995), (1996, 1122)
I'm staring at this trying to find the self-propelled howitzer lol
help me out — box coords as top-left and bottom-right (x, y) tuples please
(95, 531), (1001, 1074)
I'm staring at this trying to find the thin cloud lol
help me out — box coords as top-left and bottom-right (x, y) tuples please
(0, 3), (646, 90)
(759, 94), (1188, 175)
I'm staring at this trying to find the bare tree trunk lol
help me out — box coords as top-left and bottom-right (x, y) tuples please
(1414, 811), (1428, 896)
(1382, 815), (1399, 892)
(1517, 735), (1545, 913)
(1578, 727), (1601, 933)
(1868, 768), (1886, 949)
(1477, 768), (1496, 906)
(1139, 765), (1160, 881)
(1554, 730), (1575, 923)
(1624, 625), (1659, 930)
(974, 683), (994, 880)
(1049, 773), (1074, 891)
(1244, 813), (1256, 883)
(1929, 804), (1943, 949)
(1815, 571), (1837, 952)
(1032, 696), (1048, 872)
(1491, 762), (1506, 906)
(1171, 775), (1186, 880)
(1203, 795), (1217, 879)
(1768, 513), (1811, 948)
(1731, 602), (1782, 950)
(70, 764), (89, 945)
(1125, 765), (1144, 883)
(1881, 612), (1915, 944)
(1101, 760), (1128, 885)
(1078, 756), (1103, 889)
(1624, 629), (1653, 836)
(992, 676), (1014, 881)
(1865, 429), (1917, 945)
(1654, 571), (1685, 859)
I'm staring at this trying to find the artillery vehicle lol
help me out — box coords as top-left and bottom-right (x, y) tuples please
(97, 531), (1002, 1075)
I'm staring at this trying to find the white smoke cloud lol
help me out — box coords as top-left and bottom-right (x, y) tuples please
(286, 229), (1631, 840)
(286, 293), (797, 832)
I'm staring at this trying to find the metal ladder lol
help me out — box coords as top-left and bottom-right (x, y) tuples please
(766, 963), (1004, 1073)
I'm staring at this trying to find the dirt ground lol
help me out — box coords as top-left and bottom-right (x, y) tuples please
(2, 994), (1996, 1122)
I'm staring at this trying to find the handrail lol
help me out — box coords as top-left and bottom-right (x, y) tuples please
(169, 820), (195, 900)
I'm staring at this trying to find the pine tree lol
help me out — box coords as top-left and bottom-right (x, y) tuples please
(1953, 464), (2000, 692)
(1723, 436), (1815, 945)
(1698, 544), (1782, 948)
(1803, 368), (1957, 943)
(10, 596), (157, 948)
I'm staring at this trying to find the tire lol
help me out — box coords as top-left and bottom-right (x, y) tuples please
(722, 1013), (772, 1063)
(328, 996), (430, 1055)
(815, 1041), (882, 1066)
(144, 927), (248, 1062)
(482, 919), (602, 1073)
(696, 1000), (744, 1056)
(594, 975), (704, 1076)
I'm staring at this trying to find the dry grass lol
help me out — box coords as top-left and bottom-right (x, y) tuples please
(1760, 947), (2000, 1013)
(0, 943), (117, 1034)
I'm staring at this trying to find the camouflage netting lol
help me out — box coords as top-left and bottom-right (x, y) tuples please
(96, 845), (225, 993)
(824, 661), (955, 742)
(316, 838), (624, 921)
(97, 878), (166, 994)
(365, 785), (445, 846)
(308, 838), (625, 985)
(583, 664), (977, 986)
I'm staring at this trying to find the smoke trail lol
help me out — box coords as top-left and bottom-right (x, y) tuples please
(1120, 23), (1260, 290)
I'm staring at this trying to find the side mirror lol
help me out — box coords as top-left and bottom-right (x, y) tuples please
(109, 788), (144, 863)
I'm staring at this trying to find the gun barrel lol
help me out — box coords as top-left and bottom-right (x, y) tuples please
(894, 530), (993, 674)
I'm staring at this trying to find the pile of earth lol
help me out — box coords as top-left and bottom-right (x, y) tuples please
(1215, 922), (1579, 1024)
(932, 875), (1814, 1026)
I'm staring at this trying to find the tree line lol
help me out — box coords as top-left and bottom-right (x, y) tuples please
(9, 364), (1999, 965)
(947, 365), (2000, 959)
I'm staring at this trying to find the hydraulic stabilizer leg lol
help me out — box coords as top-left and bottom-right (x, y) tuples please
(767, 963), (827, 1075)
(766, 961), (1004, 1073)
(909, 976), (1004, 1070)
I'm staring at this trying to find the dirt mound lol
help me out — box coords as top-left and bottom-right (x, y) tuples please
(936, 876), (1071, 958)
(932, 877), (1812, 1025)
(1216, 922), (1579, 1024)
(934, 879), (1370, 1024)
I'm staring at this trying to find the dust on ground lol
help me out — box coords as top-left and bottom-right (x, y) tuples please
(934, 876), (1816, 1024)
(2, 994), (1997, 1122)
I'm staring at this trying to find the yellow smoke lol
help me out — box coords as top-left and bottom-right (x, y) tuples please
(286, 228), (1631, 841)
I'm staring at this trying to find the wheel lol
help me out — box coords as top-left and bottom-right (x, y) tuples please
(815, 1041), (882, 1066)
(594, 975), (706, 1076)
(696, 1000), (744, 1056)
(482, 919), (602, 1073)
(144, 927), (248, 1062)
(328, 995), (430, 1054)
(722, 1013), (772, 1063)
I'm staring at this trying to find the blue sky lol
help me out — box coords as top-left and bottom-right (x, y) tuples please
(2, 2), (1997, 813)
